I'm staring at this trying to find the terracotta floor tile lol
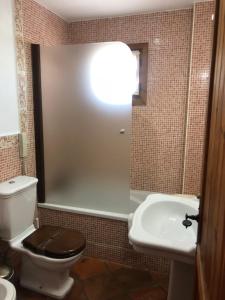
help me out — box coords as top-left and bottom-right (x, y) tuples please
(83, 273), (126, 300)
(112, 267), (153, 290)
(72, 257), (108, 280)
(150, 272), (169, 292)
(106, 261), (124, 272)
(130, 287), (167, 300)
(107, 293), (132, 300)
(16, 287), (49, 300)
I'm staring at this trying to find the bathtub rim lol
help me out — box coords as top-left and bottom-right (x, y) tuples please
(38, 202), (129, 221)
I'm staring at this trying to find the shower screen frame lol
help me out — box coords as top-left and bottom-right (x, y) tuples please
(32, 44), (46, 203)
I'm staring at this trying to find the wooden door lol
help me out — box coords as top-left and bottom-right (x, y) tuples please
(196, 0), (225, 299)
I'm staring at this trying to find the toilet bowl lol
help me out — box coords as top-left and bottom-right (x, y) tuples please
(10, 225), (85, 299)
(0, 176), (86, 299)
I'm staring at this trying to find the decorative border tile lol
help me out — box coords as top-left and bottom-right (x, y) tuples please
(0, 135), (19, 150)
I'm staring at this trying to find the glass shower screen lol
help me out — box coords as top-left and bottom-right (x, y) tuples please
(39, 42), (133, 215)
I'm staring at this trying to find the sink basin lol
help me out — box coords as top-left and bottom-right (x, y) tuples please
(129, 193), (199, 263)
(0, 278), (16, 300)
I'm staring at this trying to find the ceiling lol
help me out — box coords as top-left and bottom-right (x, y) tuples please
(34, 0), (209, 22)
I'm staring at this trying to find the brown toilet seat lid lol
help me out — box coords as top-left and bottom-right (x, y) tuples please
(22, 226), (86, 259)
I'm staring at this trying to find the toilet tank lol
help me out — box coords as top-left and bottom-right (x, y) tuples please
(0, 176), (38, 241)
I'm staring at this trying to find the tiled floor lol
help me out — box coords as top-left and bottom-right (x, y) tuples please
(16, 257), (168, 300)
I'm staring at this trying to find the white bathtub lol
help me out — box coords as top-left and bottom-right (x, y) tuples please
(38, 190), (151, 221)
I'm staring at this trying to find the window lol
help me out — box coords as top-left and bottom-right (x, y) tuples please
(128, 43), (148, 106)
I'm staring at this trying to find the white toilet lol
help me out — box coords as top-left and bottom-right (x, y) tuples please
(0, 176), (86, 299)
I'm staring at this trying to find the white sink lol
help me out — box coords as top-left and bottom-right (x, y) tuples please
(129, 193), (199, 263)
(0, 278), (16, 300)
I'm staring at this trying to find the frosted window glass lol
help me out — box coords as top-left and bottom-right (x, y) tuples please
(132, 50), (140, 96)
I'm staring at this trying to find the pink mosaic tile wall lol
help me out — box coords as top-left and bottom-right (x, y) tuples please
(21, 0), (69, 45)
(68, 10), (193, 193)
(182, 2), (215, 194)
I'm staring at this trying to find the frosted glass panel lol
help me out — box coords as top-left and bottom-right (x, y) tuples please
(40, 42), (132, 214)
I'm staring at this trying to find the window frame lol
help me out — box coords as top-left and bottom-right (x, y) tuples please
(128, 43), (148, 106)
